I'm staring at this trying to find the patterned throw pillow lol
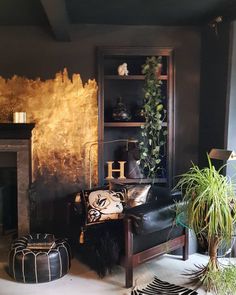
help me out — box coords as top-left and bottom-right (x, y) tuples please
(110, 183), (151, 208)
(83, 189), (125, 225)
(124, 184), (151, 208)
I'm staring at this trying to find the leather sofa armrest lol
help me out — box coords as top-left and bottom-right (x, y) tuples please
(147, 185), (182, 202)
(124, 198), (181, 235)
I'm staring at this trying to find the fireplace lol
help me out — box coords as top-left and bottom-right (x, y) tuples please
(0, 71), (98, 233)
(0, 152), (17, 234)
(0, 123), (35, 236)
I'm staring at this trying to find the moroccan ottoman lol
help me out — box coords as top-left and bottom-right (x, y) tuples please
(8, 233), (71, 283)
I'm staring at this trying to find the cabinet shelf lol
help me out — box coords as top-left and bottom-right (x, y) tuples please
(104, 122), (167, 127)
(104, 122), (144, 127)
(105, 75), (167, 80)
(106, 178), (168, 184)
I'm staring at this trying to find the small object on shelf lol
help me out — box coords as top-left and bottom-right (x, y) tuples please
(156, 62), (163, 79)
(127, 141), (144, 178)
(117, 63), (129, 76)
(112, 97), (131, 121)
(106, 161), (126, 180)
(13, 112), (27, 123)
(134, 106), (145, 121)
(118, 140), (144, 179)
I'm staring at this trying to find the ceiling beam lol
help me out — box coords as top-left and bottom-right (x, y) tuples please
(40, 0), (71, 42)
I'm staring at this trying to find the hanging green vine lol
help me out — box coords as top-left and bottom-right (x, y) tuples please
(138, 56), (167, 179)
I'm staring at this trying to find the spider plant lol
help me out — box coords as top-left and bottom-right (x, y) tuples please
(207, 263), (236, 295)
(175, 155), (236, 291)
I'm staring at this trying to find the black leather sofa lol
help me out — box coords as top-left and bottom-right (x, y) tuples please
(123, 185), (188, 287)
(69, 185), (189, 288)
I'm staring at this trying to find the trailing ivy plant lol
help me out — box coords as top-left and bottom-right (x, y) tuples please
(138, 56), (167, 178)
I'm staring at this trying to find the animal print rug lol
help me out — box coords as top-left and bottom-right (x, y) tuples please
(131, 277), (198, 295)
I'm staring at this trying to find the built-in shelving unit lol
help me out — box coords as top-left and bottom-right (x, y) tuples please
(97, 47), (174, 187)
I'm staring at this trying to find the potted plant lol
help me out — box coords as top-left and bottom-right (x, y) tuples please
(139, 56), (167, 178)
(175, 156), (236, 293)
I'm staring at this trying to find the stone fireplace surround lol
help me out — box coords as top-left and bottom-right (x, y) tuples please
(0, 123), (34, 236)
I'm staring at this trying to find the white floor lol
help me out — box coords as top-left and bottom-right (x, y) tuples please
(0, 235), (215, 295)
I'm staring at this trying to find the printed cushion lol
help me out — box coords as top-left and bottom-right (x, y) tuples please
(83, 189), (125, 225)
(124, 184), (151, 208)
(110, 183), (151, 208)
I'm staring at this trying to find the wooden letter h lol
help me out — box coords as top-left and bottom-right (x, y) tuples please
(106, 161), (126, 180)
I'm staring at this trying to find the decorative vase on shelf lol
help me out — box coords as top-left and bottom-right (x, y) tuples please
(112, 97), (131, 121)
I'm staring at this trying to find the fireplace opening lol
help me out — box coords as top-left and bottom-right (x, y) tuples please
(0, 152), (17, 235)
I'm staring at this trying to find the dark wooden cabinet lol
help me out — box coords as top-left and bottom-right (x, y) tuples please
(97, 47), (174, 187)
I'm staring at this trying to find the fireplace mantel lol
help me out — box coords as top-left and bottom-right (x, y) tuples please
(0, 123), (35, 139)
(0, 123), (35, 236)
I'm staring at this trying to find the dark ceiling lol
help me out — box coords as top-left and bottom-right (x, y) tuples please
(0, 0), (236, 41)
(0, 0), (236, 26)
(67, 0), (236, 26)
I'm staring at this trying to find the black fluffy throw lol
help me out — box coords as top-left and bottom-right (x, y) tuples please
(78, 220), (124, 277)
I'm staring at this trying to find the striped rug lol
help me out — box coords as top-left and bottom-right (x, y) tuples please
(131, 277), (198, 295)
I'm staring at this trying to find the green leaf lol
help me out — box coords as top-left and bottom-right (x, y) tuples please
(157, 104), (163, 111)
(139, 55), (167, 177)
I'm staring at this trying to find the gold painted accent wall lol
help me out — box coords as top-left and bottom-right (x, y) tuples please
(0, 69), (98, 187)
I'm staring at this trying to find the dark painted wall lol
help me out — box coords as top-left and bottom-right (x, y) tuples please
(199, 22), (231, 168)
(0, 24), (201, 232)
(227, 21), (236, 179)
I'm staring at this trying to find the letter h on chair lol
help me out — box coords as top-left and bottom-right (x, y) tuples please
(123, 187), (189, 288)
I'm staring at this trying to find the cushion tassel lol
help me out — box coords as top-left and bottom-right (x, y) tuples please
(79, 228), (84, 244)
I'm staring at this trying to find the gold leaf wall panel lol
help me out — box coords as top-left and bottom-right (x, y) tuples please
(0, 69), (98, 187)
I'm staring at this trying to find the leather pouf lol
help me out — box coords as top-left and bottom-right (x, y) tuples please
(8, 234), (71, 283)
